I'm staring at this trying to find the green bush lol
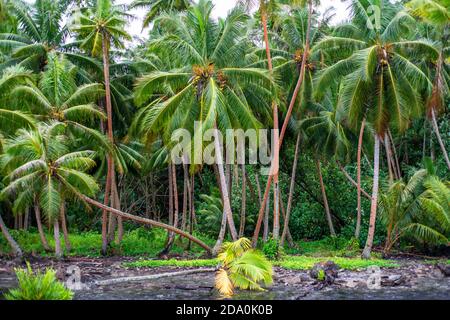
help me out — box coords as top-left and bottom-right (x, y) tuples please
(262, 238), (284, 260)
(5, 263), (73, 300)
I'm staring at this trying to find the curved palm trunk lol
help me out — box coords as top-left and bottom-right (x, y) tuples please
(315, 159), (336, 237)
(252, 0), (313, 247)
(362, 135), (381, 259)
(53, 219), (62, 259)
(213, 206), (228, 255)
(281, 133), (300, 246)
(356, 118), (366, 238)
(261, 10), (280, 240)
(81, 195), (212, 254)
(431, 108), (450, 170)
(0, 213), (22, 257)
(60, 200), (71, 253)
(213, 126), (238, 241)
(34, 203), (50, 251)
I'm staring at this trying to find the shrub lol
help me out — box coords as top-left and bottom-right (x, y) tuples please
(5, 263), (73, 300)
(262, 238), (285, 260)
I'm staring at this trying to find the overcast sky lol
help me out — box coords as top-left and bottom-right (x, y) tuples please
(116, 0), (349, 39)
(23, 0), (350, 41)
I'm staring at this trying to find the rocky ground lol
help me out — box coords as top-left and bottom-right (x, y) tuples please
(0, 255), (449, 300)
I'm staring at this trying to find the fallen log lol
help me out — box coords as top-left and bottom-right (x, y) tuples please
(94, 268), (216, 286)
(81, 195), (213, 254)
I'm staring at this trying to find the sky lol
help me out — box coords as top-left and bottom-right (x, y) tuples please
(23, 0), (350, 41)
(116, 0), (350, 40)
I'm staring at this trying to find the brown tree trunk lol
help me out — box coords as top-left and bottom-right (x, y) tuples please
(279, 189), (296, 248)
(431, 108), (450, 170)
(0, 213), (22, 257)
(252, 0), (313, 247)
(23, 208), (29, 231)
(263, 189), (270, 242)
(261, 9), (280, 241)
(101, 32), (115, 256)
(60, 200), (71, 253)
(81, 196), (212, 254)
(336, 161), (371, 200)
(181, 164), (189, 231)
(213, 125), (238, 241)
(388, 129), (401, 178)
(239, 164), (246, 238)
(315, 159), (336, 237)
(53, 219), (62, 259)
(356, 118), (365, 238)
(281, 133), (300, 246)
(35, 203), (50, 251)
(362, 134), (381, 259)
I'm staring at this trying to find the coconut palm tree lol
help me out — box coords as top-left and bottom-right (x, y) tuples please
(133, 0), (275, 242)
(0, 0), (100, 74)
(407, 0), (450, 170)
(72, 0), (131, 254)
(251, 0), (315, 247)
(379, 169), (450, 254)
(129, 0), (192, 29)
(313, 0), (435, 258)
(0, 122), (100, 258)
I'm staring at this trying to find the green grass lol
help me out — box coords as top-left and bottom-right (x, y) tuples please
(125, 258), (219, 268)
(124, 256), (398, 270)
(0, 228), (215, 258)
(274, 256), (399, 270)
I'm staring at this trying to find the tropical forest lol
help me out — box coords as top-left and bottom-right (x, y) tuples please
(0, 0), (449, 301)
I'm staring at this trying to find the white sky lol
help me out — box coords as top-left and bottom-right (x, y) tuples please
(117, 0), (349, 40)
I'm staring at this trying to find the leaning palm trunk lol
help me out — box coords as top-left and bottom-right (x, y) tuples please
(0, 213), (22, 257)
(281, 133), (300, 246)
(53, 219), (62, 259)
(431, 108), (450, 170)
(34, 203), (50, 251)
(81, 196), (212, 254)
(356, 118), (366, 238)
(213, 125), (238, 241)
(315, 159), (336, 237)
(362, 135), (381, 259)
(261, 9), (280, 240)
(336, 161), (372, 200)
(213, 207), (228, 255)
(252, 0), (313, 247)
(60, 200), (71, 252)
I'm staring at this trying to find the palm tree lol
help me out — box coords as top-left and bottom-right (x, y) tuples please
(313, 0), (435, 258)
(379, 169), (450, 254)
(129, 0), (191, 29)
(0, 0), (100, 74)
(72, 0), (131, 254)
(407, 0), (450, 170)
(251, 0), (315, 247)
(133, 0), (275, 243)
(0, 123), (100, 258)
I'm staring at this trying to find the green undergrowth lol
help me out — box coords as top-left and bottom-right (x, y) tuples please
(125, 256), (398, 270)
(0, 228), (215, 258)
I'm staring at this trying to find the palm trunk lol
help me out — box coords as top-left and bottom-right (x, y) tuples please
(239, 164), (246, 238)
(101, 32), (115, 255)
(162, 164), (179, 254)
(35, 203), (50, 251)
(81, 195), (212, 254)
(252, 0), (313, 247)
(24, 209), (29, 231)
(279, 189), (296, 248)
(213, 206), (228, 255)
(213, 125), (238, 241)
(356, 118), (365, 238)
(388, 129), (401, 179)
(0, 213), (22, 257)
(362, 134), (381, 259)
(53, 219), (62, 259)
(315, 159), (336, 237)
(263, 190), (270, 242)
(261, 9), (280, 241)
(60, 200), (71, 253)
(431, 108), (450, 170)
(336, 161), (371, 200)
(281, 133), (300, 246)
(182, 164), (189, 231)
